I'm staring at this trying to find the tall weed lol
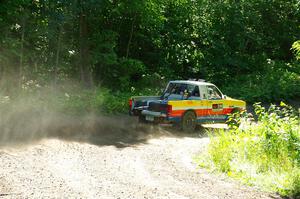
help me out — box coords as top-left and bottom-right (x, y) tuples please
(197, 103), (300, 197)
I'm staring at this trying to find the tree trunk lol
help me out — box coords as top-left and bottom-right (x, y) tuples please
(54, 25), (62, 87)
(126, 14), (136, 59)
(79, 6), (93, 88)
(19, 17), (25, 89)
(0, 63), (3, 85)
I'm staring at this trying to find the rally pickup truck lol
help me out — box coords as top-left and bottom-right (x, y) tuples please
(129, 80), (246, 131)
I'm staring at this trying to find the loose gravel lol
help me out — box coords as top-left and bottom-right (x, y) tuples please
(0, 122), (280, 199)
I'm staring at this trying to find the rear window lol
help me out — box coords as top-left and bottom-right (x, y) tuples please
(162, 83), (200, 99)
(164, 83), (186, 95)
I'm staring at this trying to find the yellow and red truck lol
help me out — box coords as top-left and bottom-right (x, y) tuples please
(129, 80), (246, 131)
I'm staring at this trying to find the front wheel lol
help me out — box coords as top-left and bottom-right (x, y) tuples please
(181, 111), (197, 132)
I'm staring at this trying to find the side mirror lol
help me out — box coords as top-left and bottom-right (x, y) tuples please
(223, 95), (227, 99)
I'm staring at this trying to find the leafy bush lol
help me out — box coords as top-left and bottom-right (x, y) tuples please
(196, 103), (300, 197)
(221, 62), (300, 102)
(292, 40), (300, 60)
(0, 83), (161, 115)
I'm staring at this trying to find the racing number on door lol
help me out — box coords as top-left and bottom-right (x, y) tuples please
(212, 103), (223, 110)
(208, 101), (225, 121)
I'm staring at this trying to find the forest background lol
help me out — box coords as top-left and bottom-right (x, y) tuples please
(0, 0), (299, 113)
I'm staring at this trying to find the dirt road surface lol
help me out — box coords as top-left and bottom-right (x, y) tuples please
(0, 117), (279, 199)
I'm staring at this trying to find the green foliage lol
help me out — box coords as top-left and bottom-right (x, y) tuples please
(222, 62), (300, 102)
(226, 109), (247, 129)
(197, 103), (300, 197)
(0, 82), (160, 115)
(96, 58), (146, 90)
(0, 0), (300, 103)
(52, 88), (147, 115)
(292, 41), (300, 60)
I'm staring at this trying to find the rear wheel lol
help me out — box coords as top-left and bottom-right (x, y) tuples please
(181, 111), (197, 132)
(138, 115), (147, 123)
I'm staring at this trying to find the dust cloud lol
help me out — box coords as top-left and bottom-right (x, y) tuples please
(0, 92), (158, 148)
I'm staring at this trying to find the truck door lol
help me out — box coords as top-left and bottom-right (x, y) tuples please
(205, 85), (226, 122)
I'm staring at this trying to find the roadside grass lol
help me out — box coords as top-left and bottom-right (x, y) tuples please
(195, 103), (300, 197)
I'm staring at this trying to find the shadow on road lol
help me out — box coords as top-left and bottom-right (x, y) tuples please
(47, 115), (213, 148)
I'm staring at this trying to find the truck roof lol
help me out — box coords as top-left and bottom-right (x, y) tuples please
(169, 80), (215, 86)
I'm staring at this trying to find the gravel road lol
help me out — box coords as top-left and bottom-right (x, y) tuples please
(0, 117), (280, 199)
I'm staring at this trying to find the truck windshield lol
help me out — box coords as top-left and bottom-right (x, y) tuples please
(207, 85), (222, 100)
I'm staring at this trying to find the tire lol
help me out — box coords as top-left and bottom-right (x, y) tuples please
(138, 115), (147, 123)
(181, 111), (197, 132)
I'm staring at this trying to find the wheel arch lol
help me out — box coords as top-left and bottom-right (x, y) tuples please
(182, 109), (197, 119)
(231, 107), (242, 114)
(180, 109), (198, 132)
